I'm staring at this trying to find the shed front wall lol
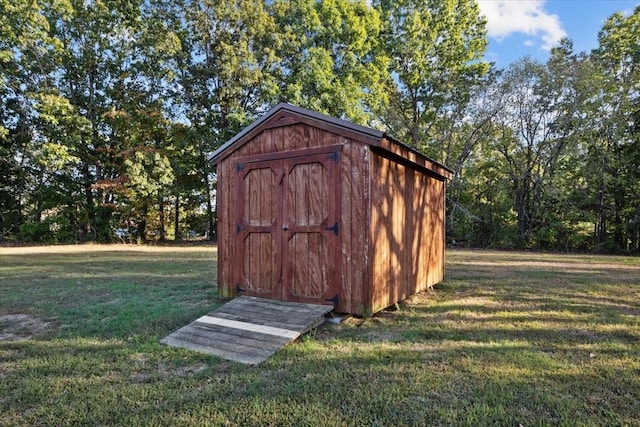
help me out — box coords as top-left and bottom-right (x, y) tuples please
(369, 150), (446, 314)
(217, 123), (371, 314)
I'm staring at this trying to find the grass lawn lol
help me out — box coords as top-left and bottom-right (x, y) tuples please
(1, 245), (638, 426)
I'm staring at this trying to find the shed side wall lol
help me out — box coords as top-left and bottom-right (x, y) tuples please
(369, 151), (446, 314)
(216, 124), (370, 314)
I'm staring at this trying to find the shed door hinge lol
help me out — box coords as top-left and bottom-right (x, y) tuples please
(325, 294), (339, 307)
(324, 222), (339, 235)
(326, 151), (339, 163)
(236, 285), (246, 295)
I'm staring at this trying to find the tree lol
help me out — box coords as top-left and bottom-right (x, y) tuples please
(271, 0), (389, 125)
(585, 6), (640, 251)
(374, 0), (490, 161)
(0, 0), (73, 239)
(173, 0), (281, 239)
(486, 54), (579, 247)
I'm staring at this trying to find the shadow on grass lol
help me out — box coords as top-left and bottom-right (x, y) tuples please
(1, 248), (639, 426)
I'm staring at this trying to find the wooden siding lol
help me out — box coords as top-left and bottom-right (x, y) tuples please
(214, 105), (452, 316)
(378, 137), (453, 180)
(340, 139), (370, 315)
(369, 150), (446, 314)
(216, 125), (370, 314)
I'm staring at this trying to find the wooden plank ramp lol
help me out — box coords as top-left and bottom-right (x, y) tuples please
(160, 296), (333, 365)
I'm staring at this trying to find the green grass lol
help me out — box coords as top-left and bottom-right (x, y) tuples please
(1, 246), (638, 426)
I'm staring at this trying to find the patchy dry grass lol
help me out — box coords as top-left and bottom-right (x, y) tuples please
(0, 246), (638, 426)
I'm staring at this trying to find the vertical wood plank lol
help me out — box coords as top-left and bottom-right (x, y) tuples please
(369, 153), (379, 313)
(226, 158), (235, 297)
(259, 168), (270, 226)
(396, 161), (406, 300)
(360, 144), (371, 314)
(308, 233), (322, 298)
(217, 159), (228, 297)
(249, 170), (259, 226)
(273, 127), (284, 152)
(414, 170), (423, 291)
(285, 124), (307, 151)
(374, 154), (391, 312)
(424, 174), (438, 289)
(432, 179), (445, 284)
(340, 141), (353, 313)
(246, 233), (254, 290)
(287, 165), (296, 226)
(425, 175), (432, 290)
(306, 159), (328, 295)
(295, 164), (309, 226)
(259, 232), (271, 291)
(405, 165), (416, 295)
(318, 128), (336, 147)
(263, 129), (274, 154)
(289, 234), (307, 296)
(308, 163), (323, 225)
(390, 161), (399, 307)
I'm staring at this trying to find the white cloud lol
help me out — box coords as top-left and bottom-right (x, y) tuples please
(476, 0), (567, 50)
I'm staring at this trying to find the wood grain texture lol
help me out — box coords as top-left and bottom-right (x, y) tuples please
(215, 115), (448, 316)
(218, 158), (231, 298)
(347, 142), (370, 314)
(161, 296), (332, 365)
(369, 152), (447, 314)
(339, 140), (354, 313)
(281, 152), (339, 305)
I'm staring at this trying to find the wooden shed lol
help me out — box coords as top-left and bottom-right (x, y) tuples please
(210, 103), (453, 316)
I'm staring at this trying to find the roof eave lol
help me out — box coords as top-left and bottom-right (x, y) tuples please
(209, 103), (384, 165)
(208, 102), (454, 181)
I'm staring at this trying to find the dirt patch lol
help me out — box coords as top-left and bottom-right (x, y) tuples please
(0, 314), (51, 340)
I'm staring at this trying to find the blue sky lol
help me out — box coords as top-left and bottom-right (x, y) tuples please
(476, 0), (639, 67)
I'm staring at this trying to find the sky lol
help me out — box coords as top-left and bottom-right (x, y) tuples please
(476, 0), (639, 67)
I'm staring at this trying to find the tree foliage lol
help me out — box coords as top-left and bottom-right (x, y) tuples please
(1, 0), (638, 253)
(374, 0), (490, 160)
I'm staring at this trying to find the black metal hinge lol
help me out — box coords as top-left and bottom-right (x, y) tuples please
(324, 222), (339, 235)
(326, 151), (339, 163)
(235, 224), (245, 234)
(325, 294), (339, 307)
(235, 162), (245, 172)
(236, 285), (246, 295)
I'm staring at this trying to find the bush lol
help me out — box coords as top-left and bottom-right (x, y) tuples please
(17, 221), (52, 243)
(17, 216), (74, 243)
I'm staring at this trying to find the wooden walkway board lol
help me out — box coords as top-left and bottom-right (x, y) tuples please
(160, 296), (333, 365)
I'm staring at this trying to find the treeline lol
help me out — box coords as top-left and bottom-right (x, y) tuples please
(1, 0), (638, 252)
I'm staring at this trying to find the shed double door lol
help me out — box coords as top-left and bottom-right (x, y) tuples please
(234, 146), (341, 306)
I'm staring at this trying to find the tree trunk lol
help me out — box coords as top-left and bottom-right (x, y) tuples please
(514, 176), (531, 247)
(137, 202), (148, 242)
(174, 195), (180, 240)
(594, 182), (606, 252)
(82, 162), (96, 239)
(158, 197), (166, 241)
(204, 170), (215, 241)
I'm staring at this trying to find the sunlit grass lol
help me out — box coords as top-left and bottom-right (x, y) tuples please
(0, 245), (638, 426)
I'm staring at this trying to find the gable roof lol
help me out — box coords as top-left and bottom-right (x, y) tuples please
(209, 103), (453, 180)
